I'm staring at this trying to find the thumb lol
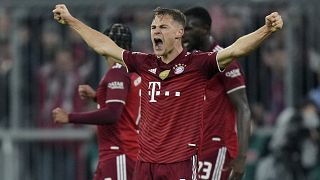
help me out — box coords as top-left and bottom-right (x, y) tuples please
(52, 107), (61, 113)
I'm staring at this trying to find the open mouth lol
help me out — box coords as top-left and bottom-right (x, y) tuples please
(154, 38), (163, 49)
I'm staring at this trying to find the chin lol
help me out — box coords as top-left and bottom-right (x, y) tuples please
(153, 49), (164, 56)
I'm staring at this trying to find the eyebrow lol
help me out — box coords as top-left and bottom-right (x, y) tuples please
(151, 24), (169, 28)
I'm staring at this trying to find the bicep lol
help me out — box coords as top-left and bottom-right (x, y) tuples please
(217, 45), (236, 70)
(105, 41), (125, 62)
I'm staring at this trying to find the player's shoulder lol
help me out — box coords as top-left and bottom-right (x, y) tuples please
(224, 60), (242, 70)
(126, 50), (155, 59)
(219, 61), (243, 79)
(110, 62), (125, 70)
(108, 63), (129, 76)
(189, 50), (217, 59)
(130, 73), (142, 87)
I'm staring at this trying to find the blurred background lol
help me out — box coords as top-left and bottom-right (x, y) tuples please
(0, 0), (320, 179)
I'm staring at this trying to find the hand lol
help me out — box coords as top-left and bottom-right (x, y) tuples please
(52, 107), (69, 124)
(265, 12), (283, 32)
(78, 85), (96, 101)
(52, 4), (73, 24)
(224, 155), (246, 180)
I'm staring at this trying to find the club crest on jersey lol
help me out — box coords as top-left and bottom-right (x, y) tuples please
(159, 70), (170, 80)
(173, 64), (186, 74)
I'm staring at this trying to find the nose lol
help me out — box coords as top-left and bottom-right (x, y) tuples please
(153, 27), (161, 35)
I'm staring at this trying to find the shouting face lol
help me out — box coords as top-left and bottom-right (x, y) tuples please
(151, 14), (184, 57)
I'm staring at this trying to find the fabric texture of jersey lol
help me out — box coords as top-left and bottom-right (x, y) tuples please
(95, 63), (141, 161)
(123, 50), (219, 163)
(202, 44), (246, 159)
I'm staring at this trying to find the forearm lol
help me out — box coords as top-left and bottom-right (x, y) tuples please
(236, 106), (251, 156)
(69, 103), (124, 125)
(217, 25), (272, 69)
(232, 25), (272, 57)
(68, 17), (124, 62)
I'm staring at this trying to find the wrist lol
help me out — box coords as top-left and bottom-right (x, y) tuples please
(68, 16), (78, 26)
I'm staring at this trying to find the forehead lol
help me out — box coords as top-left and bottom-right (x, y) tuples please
(152, 14), (175, 25)
(186, 16), (202, 27)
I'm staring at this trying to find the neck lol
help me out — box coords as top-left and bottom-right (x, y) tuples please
(160, 44), (183, 64)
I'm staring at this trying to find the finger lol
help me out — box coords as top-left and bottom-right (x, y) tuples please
(56, 4), (65, 9)
(79, 95), (86, 100)
(53, 14), (61, 21)
(228, 170), (234, 180)
(52, 8), (61, 14)
(270, 12), (279, 18)
(52, 108), (58, 113)
(78, 86), (84, 93)
(222, 166), (232, 172)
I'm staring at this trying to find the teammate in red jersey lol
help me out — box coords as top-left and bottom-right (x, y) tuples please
(52, 24), (141, 180)
(183, 7), (251, 180)
(53, 5), (282, 179)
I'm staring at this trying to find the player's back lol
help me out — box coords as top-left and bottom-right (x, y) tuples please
(95, 63), (140, 161)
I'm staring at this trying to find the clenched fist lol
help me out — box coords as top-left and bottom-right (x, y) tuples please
(52, 4), (73, 24)
(265, 12), (283, 32)
(52, 107), (69, 124)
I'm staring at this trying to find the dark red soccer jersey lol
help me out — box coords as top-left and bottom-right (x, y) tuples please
(122, 50), (220, 163)
(202, 44), (246, 158)
(95, 63), (141, 161)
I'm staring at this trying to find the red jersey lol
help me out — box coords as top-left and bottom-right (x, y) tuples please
(96, 63), (141, 161)
(122, 50), (220, 163)
(202, 44), (246, 158)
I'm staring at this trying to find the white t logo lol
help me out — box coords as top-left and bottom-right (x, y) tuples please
(148, 82), (161, 102)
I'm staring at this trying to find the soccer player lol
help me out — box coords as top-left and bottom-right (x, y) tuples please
(183, 7), (251, 180)
(52, 4), (283, 179)
(52, 23), (141, 180)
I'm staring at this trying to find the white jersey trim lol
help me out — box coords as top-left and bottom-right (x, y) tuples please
(215, 53), (225, 73)
(226, 85), (246, 94)
(116, 154), (127, 180)
(212, 147), (227, 180)
(121, 50), (129, 73)
(191, 155), (198, 180)
(105, 99), (126, 104)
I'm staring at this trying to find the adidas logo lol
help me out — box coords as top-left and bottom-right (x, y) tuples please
(148, 68), (157, 74)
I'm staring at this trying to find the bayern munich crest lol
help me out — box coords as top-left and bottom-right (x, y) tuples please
(173, 64), (186, 74)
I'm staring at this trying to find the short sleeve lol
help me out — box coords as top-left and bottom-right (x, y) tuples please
(105, 67), (130, 105)
(218, 61), (246, 94)
(194, 51), (221, 78)
(122, 50), (149, 74)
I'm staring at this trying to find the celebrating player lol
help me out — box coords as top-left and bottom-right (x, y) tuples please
(183, 7), (251, 180)
(52, 24), (141, 180)
(53, 4), (283, 179)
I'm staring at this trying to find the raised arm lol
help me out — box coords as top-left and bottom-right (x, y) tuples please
(217, 12), (283, 69)
(52, 4), (124, 63)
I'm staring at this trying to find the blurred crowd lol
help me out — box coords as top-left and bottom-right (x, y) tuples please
(0, 2), (320, 180)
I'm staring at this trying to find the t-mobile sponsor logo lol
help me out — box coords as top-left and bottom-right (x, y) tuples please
(148, 82), (181, 102)
(148, 82), (161, 102)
